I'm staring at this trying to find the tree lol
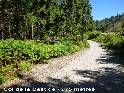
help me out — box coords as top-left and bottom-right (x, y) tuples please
(0, 0), (93, 41)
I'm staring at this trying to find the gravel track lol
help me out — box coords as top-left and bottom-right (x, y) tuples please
(1, 40), (124, 93)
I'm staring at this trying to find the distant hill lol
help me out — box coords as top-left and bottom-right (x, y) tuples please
(95, 13), (124, 33)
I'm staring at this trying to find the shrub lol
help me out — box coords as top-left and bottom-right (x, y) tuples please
(18, 61), (32, 72)
(105, 35), (124, 49)
(0, 75), (5, 84)
(0, 39), (89, 67)
(0, 65), (17, 84)
(95, 34), (124, 49)
(79, 41), (89, 48)
(94, 34), (106, 43)
(84, 31), (101, 40)
(0, 38), (88, 84)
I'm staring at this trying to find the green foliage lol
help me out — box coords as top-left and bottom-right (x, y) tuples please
(18, 61), (32, 72)
(0, 65), (17, 84)
(79, 41), (89, 48)
(0, 0), (93, 84)
(104, 34), (124, 49)
(0, 39), (89, 68)
(95, 34), (124, 49)
(0, 39), (88, 84)
(0, 0), (93, 41)
(0, 75), (5, 84)
(84, 31), (101, 40)
(94, 34), (106, 43)
(26, 13), (37, 25)
(95, 13), (124, 32)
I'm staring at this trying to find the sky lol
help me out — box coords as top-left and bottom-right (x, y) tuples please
(90, 0), (124, 20)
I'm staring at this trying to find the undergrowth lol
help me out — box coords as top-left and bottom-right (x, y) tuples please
(0, 38), (88, 84)
(95, 34), (124, 50)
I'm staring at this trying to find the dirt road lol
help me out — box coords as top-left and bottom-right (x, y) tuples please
(1, 40), (124, 93)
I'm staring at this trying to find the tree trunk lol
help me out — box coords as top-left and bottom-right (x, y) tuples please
(1, 31), (4, 39)
(32, 25), (34, 39)
(8, 25), (12, 38)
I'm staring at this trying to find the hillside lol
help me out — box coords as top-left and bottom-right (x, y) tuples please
(95, 13), (124, 33)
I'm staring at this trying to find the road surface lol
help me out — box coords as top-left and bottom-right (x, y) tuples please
(1, 40), (124, 93)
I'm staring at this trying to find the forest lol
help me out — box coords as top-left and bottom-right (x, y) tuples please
(94, 13), (124, 50)
(84, 13), (124, 66)
(0, 0), (94, 40)
(0, 0), (124, 86)
(95, 13), (124, 34)
(0, 0), (94, 84)
(0, 1), (124, 92)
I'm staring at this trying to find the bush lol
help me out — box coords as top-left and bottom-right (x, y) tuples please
(105, 34), (124, 49)
(0, 65), (17, 84)
(95, 34), (124, 49)
(84, 31), (101, 40)
(0, 39), (88, 68)
(18, 61), (32, 72)
(94, 34), (106, 43)
(0, 38), (88, 84)
(0, 75), (5, 84)
(78, 41), (89, 48)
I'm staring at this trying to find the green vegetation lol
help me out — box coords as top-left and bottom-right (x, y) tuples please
(95, 13), (124, 33)
(0, 75), (5, 84)
(94, 13), (124, 50)
(18, 61), (32, 72)
(0, 0), (93, 84)
(0, 0), (93, 41)
(0, 38), (89, 64)
(0, 65), (17, 84)
(0, 0), (94, 84)
(0, 38), (88, 84)
(84, 31), (101, 40)
(95, 34), (124, 50)
(93, 13), (124, 54)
